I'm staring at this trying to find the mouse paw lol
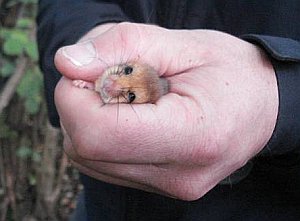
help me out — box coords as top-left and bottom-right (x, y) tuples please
(73, 80), (95, 90)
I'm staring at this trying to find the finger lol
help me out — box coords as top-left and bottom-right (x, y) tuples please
(63, 124), (222, 200)
(62, 128), (161, 191)
(69, 156), (190, 199)
(62, 125), (173, 197)
(69, 160), (174, 198)
(55, 77), (212, 164)
(55, 77), (171, 163)
(63, 129), (207, 196)
(54, 22), (209, 81)
(69, 155), (220, 201)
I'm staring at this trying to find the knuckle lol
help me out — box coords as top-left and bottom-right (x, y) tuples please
(163, 177), (206, 201)
(172, 182), (205, 201)
(71, 132), (96, 160)
(115, 21), (135, 30)
(114, 22), (140, 40)
(112, 22), (142, 58)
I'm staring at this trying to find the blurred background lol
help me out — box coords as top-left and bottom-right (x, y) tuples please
(0, 1), (81, 220)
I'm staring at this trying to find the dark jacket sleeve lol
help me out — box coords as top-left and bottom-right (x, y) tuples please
(37, 0), (130, 127)
(242, 35), (300, 155)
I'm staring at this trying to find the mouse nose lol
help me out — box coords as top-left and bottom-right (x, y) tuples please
(102, 77), (120, 97)
(103, 78), (113, 89)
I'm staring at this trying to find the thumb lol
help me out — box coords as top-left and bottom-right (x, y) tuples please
(54, 22), (207, 81)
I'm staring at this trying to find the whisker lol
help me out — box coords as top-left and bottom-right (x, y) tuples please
(118, 93), (140, 121)
(117, 96), (119, 125)
(87, 55), (110, 69)
(145, 2), (155, 24)
(128, 103), (140, 121)
(124, 43), (136, 65)
(120, 40), (126, 66)
(117, 65), (123, 76)
(113, 38), (117, 67)
(120, 92), (129, 103)
(106, 97), (114, 104)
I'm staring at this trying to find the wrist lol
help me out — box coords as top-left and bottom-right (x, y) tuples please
(242, 35), (300, 155)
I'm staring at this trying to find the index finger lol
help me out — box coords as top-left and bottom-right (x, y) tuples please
(54, 22), (208, 81)
(54, 77), (204, 164)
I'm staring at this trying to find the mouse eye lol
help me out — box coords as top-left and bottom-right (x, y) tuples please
(127, 92), (136, 103)
(124, 66), (133, 75)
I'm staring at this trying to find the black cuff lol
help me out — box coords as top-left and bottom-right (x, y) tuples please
(242, 35), (300, 155)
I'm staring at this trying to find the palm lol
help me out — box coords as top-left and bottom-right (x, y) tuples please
(54, 23), (278, 200)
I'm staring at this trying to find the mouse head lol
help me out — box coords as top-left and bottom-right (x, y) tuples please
(95, 62), (168, 104)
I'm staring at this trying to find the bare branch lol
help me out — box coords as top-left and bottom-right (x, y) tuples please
(52, 153), (68, 201)
(0, 197), (9, 221)
(0, 147), (5, 194)
(0, 56), (28, 114)
(5, 166), (17, 221)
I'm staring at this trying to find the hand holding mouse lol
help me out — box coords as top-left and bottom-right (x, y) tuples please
(54, 23), (278, 200)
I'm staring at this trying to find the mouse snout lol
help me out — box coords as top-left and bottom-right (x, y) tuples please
(101, 77), (121, 97)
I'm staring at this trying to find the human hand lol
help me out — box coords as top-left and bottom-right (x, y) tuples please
(54, 23), (278, 200)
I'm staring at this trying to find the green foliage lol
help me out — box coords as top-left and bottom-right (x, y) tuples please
(3, 34), (26, 56)
(1, 0), (39, 59)
(1, 26), (38, 60)
(17, 145), (41, 162)
(0, 2), (74, 220)
(0, 28), (11, 39)
(17, 145), (41, 186)
(29, 173), (37, 186)
(1, 0), (42, 114)
(32, 151), (41, 162)
(17, 146), (33, 159)
(16, 18), (33, 28)
(17, 67), (43, 114)
(25, 40), (39, 61)
(1, 0), (42, 205)
(0, 60), (15, 77)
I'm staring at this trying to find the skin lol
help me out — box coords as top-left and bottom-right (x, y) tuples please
(54, 22), (278, 201)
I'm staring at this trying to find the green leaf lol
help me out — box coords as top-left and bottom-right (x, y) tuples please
(3, 38), (23, 55)
(29, 173), (36, 186)
(17, 146), (33, 159)
(25, 41), (39, 61)
(24, 96), (41, 114)
(11, 30), (29, 42)
(17, 68), (42, 98)
(32, 152), (41, 162)
(17, 67), (43, 114)
(0, 28), (11, 40)
(16, 18), (33, 29)
(0, 62), (15, 77)
(3, 31), (29, 56)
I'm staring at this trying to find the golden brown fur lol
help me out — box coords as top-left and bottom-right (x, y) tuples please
(94, 62), (169, 104)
